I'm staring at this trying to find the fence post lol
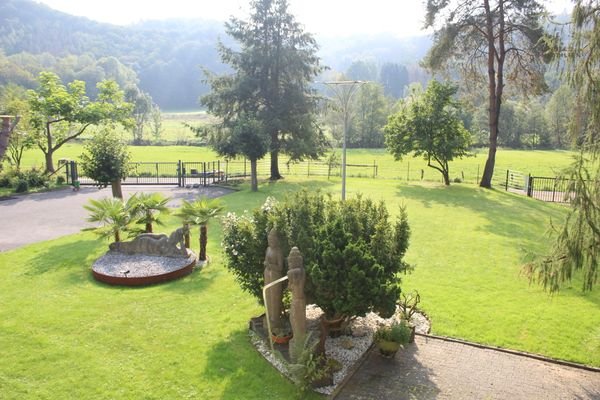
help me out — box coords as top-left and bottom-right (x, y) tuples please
(177, 160), (182, 187)
(69, 160), (78, 184)
(373, 160), (376, 178)
(155, 162), (159, 184)
(203, 162), (207, 187)
(505, 169), (509, 191)
(307, 159), (310, 177)
(526, 174), (533, 197)
(225, 160), (228, 183)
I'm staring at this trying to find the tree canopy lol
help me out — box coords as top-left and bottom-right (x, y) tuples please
(525, 0), (599, 292)
(423, 0), (554, 188)
(384, 80), (471, 185)
(201, 0), (326, 180)
(28, 71), (133, 172)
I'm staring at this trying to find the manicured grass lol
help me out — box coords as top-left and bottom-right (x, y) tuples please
(1, 176), (598, 400)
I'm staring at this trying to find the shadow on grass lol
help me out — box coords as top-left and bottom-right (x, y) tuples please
(200, 328), (313, 400)
(397, 183), (565, 249)
(24, 239), (101, 285)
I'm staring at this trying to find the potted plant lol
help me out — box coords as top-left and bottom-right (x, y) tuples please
(374, 320), (412, 358)
(397, 290), (421, 342)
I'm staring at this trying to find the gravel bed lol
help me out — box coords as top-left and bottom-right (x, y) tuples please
(252, 304), (431, 396)
(92, 251), (196, 278)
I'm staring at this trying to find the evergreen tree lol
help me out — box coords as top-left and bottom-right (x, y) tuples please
(201, 0), (326, 180)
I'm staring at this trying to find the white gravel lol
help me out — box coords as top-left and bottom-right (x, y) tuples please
(252, 304), (431, 395)
(92, 250), (196, 277)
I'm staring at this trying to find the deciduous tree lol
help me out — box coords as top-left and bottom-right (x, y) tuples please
(80, 128), (131, 199)
(28, 71), (133, 173)
(423, 0), (554, 187)
(384, 81), (471, 185)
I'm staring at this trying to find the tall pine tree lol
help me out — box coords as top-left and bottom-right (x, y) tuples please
(202, 0), (326, 180)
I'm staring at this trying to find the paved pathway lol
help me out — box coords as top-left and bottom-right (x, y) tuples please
(335, 335), (600, 400)
(0, 185), (232, 252)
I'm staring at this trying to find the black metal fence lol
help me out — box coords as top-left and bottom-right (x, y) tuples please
(502, 169), (574, 203)
(66, 160), (226, 187)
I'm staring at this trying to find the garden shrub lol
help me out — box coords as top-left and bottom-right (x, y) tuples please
(24, 168), (49, 188)
(12, 177), (29, 193)
(222, 191), (411, 319)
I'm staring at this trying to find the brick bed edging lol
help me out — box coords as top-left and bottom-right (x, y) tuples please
(417, 332), (600, 373)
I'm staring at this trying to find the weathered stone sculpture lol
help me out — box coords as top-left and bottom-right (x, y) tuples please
(287, 247), (306, 361)
(264, 228), (284, 330)
(109, 227), (188, 258)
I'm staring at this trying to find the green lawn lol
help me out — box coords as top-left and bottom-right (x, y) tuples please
(15, 143), (577, 185)
(0, 176), (598, 399)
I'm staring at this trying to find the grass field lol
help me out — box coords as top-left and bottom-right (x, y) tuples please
(0, 176), (598, 399)
(14, 142), (577, 185)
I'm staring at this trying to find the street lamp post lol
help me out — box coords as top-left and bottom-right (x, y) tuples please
(320, 80), (365, 200)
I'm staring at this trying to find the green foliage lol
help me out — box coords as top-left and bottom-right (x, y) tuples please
(125, 85), (153, 144)
(80, 128), (131, 188)
(176, 197), (224, 259)
(0, 166), (48, 192)
(374, 320), (412, 344)
(83, 197), (131, 242)
(284, 333), (326, 392)
(385, 80), (471, 185)
(202, 0), (326, 179)
(12, 177), (28, 193)
(525, 1), (600, 292)
(222, 191), (411, 319)
(28, 71), (133, 172)
(127, 192), (170, 233)
(0, 83), (35, 169)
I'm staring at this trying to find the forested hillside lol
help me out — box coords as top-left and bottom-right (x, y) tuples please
(0, 0), (431, 110)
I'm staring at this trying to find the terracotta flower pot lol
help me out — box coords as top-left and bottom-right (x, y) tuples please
(271, 333), (293, 344)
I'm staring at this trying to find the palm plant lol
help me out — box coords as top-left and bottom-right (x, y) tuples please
(83, 197), (131, 242)
(176, 197), (224, 261)
(127, 192), (171, 233)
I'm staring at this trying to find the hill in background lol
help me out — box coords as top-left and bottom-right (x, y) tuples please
(0, 0), (431, 109)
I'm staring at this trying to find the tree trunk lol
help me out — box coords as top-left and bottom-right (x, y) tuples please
(111, 180), (123, 199)
(145, 222), (152, 233)
(269, 131), (282, 180)
(199, 225), (208, 261)
(480, 0), (503, 189)
(250, 158), (258, 192)
(114, 230), (121, 242)
(443, 170), (450, 186)
(0, 116), (19, 162)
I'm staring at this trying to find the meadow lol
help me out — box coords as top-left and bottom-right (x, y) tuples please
(0, 174), (598, 399)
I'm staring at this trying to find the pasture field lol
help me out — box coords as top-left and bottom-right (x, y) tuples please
(0, 176), (598, 399)
(15, 143), (577, 185)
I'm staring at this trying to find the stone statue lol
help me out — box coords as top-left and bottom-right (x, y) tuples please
(264, 228), (284, 330)
(109, 227), (189, 258)
(287, 247), (306, 362)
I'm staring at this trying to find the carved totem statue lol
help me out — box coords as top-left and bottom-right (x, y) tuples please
(264, 228), (284, 330)
(287, 247), (307, 361)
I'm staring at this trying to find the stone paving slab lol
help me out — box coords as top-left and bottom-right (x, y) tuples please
(334, 335), (600, 400)
(0, 185), (232, 252)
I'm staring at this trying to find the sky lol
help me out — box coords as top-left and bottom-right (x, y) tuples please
(35, 0), (574, 38)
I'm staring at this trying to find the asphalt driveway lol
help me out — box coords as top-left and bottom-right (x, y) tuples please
(0, 185), (233, 252)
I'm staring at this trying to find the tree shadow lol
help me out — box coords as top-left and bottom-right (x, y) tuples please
(23, 239), (101, 285)
(335, 340), (441, 400)
(200, 328), (315, 400)
(396, 183), (565, 249)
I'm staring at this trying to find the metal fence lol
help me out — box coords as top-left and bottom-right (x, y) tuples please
(501, 169), (574, 203)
